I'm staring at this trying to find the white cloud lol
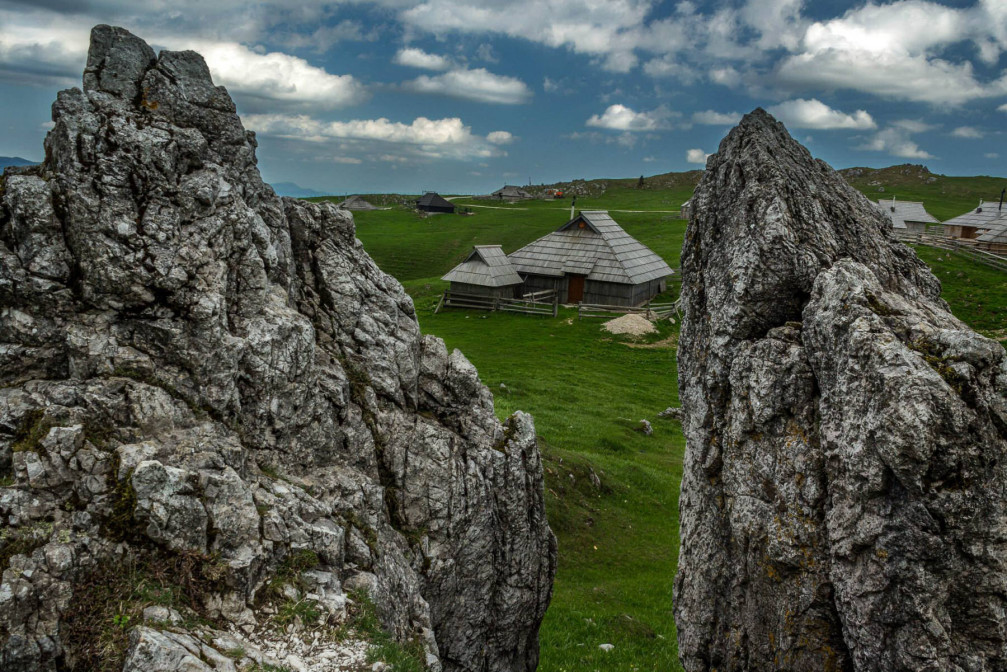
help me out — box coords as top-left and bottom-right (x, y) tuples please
(642, 55), (698, 83)
(773, 1), (1007, 105)
(891, 119), (937, 133)
(858, 126), (934, 159)
(986, 153), (1000, 159)
(400, 0), (652, 64)
(475, 43), (498, 63)
(599, 50), (639, 73)
(243, 113), (507, 160)
(692, 110), (741, 125)
(709, 66), (742, 88)
(686, 148), (711, 164)
(739, 0), (805, 50)
(331, 156), (364, 164)
(999, 103), (1007, 113)
(393, 47), (452, 71)
(643, 156), (658, 162)
(402, 67), (532, 104)
(0, 14), (89, 86)
(275, 20), (377, 53)
(952, 126), (983, 138)
(586, 104), (670, 132)
(767, 98), (876, 130)
(486, 131), (514, 145)
(187, 41), (369, 111)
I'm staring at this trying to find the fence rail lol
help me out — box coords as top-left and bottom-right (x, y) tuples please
(577, 300), (677, 320)
(435, 289), (559, 316)
(899, 232), (1007, 273)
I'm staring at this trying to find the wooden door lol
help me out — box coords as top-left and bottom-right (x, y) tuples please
(567, 275), (585, 303)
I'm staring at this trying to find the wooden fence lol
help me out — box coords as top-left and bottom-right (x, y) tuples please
(577, 300), (677, 320)
(435, 289), (559, 316)
(898, 232), (1007, 273)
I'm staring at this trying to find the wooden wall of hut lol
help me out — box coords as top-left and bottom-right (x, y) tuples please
(583, 278), (667, 307)
(519, 275), (668, 306)
(945, 224), (980, 239)
(449, 282), (516, 298)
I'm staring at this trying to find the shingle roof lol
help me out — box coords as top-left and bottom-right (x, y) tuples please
(872, 199), (939, 230)
(441, 245), (523, 287)
(492, 185), (533, 199)
(336, 195), (376, 210)
(973, 211), (1007, 243)
(417, 192), (454, 208)
(944, 200), (1006, 229)
(507, 211), (673, 285)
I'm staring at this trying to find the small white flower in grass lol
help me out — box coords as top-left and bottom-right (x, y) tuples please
(599, 643), (615, 652)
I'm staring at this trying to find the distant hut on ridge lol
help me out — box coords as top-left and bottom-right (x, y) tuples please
(416, 192), (455, 214)
(680, 198), (693, 220)
(491, 185), (533, 202)
(336, 195), (377, 211)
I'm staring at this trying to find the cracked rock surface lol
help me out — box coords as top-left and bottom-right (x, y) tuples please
(0, 24), (555, 672)
(674, 108), (1007, 672)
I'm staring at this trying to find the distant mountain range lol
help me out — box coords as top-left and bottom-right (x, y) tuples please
(0, 156), (37, 171)
(271, 182), (328, 198)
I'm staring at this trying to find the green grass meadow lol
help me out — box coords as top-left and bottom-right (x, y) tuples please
(331, 176), (1007, 671)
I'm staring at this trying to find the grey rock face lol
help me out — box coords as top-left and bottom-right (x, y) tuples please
(675, 108), (1007, 671)
(0, 25), (555, 672)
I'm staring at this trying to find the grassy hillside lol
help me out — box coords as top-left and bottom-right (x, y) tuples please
(840, 164), (1006, 221)
(306, 162), (1003, 228)
(342, 182), (1007, 670)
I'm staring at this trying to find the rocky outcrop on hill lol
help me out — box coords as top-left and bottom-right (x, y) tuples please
(675, 109), (1007, 671)
(0, 25), (555, 672)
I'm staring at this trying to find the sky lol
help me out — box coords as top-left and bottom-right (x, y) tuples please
(0, 0), (1005, 195)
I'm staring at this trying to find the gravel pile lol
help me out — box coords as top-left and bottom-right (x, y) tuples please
(601, 313), (657, 336)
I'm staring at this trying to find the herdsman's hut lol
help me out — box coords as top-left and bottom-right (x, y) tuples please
(417, 192), (455, 213)
(944, 198), (1005, 239)
(680, 198), (693, 220)
(507, 210), (672, 306)
(973, 203), (1007, 252)
(336, 195), (377, 211)
(872, 198), (938, 235)
(491, 185), (533, 201)
(441, 245), (523, 298)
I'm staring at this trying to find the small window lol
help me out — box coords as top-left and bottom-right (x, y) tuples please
(578, 221), (585, 229)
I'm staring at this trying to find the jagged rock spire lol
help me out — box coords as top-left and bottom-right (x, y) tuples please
(0, 25), (555, 672)
(675, 109), (1007, 671)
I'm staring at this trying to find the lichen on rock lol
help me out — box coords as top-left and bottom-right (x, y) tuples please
(675, 108), (1007, 671)
(0, 24), (555, 672)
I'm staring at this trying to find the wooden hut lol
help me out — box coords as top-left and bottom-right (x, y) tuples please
(441, 245), (522, 298)
(336, 195), (377, 211)
(944, 200), (1005, 239)
(873, 198), (938, 235)
(491, 185), (533, 202)
(973, 212), (1007, 253)
(680, 198), (693, 220)
(507, 210), (672, 306)
(416, 192), (455, 213)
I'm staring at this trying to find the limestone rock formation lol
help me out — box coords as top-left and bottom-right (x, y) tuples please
(0, 25), (555, 672)
(675, 108), (1007, 671)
